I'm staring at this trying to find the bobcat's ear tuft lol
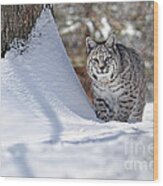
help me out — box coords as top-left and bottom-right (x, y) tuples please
(106, 34), (116, 48)
(86, 37), (96, 54)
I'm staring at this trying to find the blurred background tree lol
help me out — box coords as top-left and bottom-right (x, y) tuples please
(1, 2), (154, 102)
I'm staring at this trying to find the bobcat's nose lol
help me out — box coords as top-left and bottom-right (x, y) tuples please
(100, 66), (105, 72)
(99, 62), (105, 69)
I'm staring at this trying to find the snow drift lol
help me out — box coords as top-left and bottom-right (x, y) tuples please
(1, 8), (154, 180)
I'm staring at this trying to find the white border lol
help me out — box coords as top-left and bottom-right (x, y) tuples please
(0, 0), (157, 5)
(1, 0), (162, 185)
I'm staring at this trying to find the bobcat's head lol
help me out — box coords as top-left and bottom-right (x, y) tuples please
(86, 34), (121, 84)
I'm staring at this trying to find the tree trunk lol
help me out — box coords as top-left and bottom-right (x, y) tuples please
(1, 4), (54, 57)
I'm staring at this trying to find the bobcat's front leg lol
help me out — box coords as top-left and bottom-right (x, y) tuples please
(94, 98), (113, 122)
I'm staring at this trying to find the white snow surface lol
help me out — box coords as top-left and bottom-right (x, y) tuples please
(0, 9), (154, 180)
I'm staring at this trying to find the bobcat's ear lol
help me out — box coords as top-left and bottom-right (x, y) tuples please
(105, 34), (116, 48)
(86, 37), (96, 54)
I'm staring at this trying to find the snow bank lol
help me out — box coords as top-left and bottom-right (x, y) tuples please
(1, 8), (154, 180)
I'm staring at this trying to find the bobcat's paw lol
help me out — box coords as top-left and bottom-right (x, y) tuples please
(95, 110), (110, 122)
(94, 98), (111, 122)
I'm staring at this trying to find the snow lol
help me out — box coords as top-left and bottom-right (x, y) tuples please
(60, 22), (81, 35)
(0, 8), (154, 180)
(121, 22), (142, 37)
(100, 17), (111, 40)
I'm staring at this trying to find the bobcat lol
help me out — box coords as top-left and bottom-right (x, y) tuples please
(86, 34), (146, 123)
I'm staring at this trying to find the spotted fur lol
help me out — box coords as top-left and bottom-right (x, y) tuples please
(86, 34), (146, 123)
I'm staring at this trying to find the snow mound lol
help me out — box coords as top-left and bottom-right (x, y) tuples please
(1, 8), (154, 180)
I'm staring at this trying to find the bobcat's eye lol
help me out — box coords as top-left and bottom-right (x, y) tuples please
(106, 61), (109, 65)
(108, 53), (112, 58)
(105, 57), (110, 65)
(91, 59), (99, 65)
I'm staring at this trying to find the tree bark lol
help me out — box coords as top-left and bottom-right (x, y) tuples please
(1, 5), (52, 57)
